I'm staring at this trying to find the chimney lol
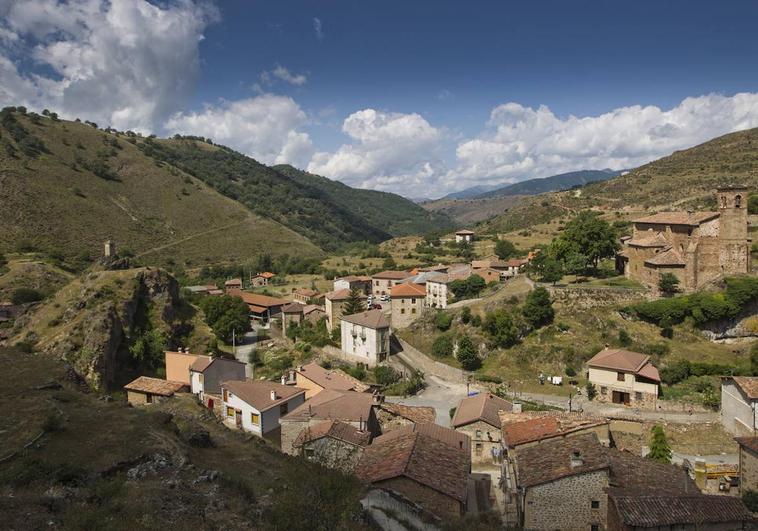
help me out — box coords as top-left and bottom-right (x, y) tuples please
(570, 450), (584, 468)
(270, 390), (278, 401)
(358, 416), (364, 432)
(280, 375), (287, 385)
(512, 402), (522, 414)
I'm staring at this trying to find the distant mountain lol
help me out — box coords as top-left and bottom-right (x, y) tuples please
(475, 169), (621, 199)
(439, 184), (502, 200)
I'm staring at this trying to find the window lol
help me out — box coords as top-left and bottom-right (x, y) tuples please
(591, 526), (599, 531)
(475, 429), (482, 438)
(305, 448), (315, 458)
(401, 308), (405, 314)
(617, 372), (625, 382)
(250, 412), (260, 425)
(600, 386), (607, 395)
(280, 403), (288, 415)
(591, 500), (600, 509)
(475, 443), (483, 455)
(227, 406), (235, 418)
(146, 394), (153, 404)
(736, 195), (742, 208)
(411, 308), (416, 314)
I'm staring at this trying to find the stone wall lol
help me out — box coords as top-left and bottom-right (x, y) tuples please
(546, 285), (649, 309)
(361, 489), (440, 531)
(394, 337), (469, 384)
(456, 420), (501, 466)
(376, 476), (463, 520)
(303, 437), (365, 473)
(740, 445), (758, 493)
(523, 470), (608, 530)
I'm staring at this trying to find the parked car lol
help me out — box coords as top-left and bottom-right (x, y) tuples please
(370, 303), (382, 310)
(380, 295), (389, 302)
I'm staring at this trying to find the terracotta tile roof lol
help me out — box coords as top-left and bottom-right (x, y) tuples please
(471, 260), (490, 269)
(189, 355), (213, 372)
(282, 389), (376, 423)
(514, 432), (609, 488)
(222, 380), (305, 412)
(293, 419), (371, 448)
(124, 376), (186, 396)
(735, 436), (758, 453)
(281, 302), (304, 313)
(633, 211), (719, 226)
(608, 448), (696, 493)
(452, 393), (513, 428)
(610, 494), (753, 527)
(645, 247), (686, 266)
(228, 289), (290, 308)
(504, 258), (528, 267)
(379, 403), (436, 424)
(302, 304), (325, 316)
(587, 348), (660, 382)
(295, 362), (366, 393)
(502, 417), (560, 447)
(340, 309), (390, 329)
(324, 288), (367, 301)
(731, 376), (758, 400)
(374, 422), (471, 454)
(372, 270), (413, 280)
(254, 272), (276, 279)
(355, 432), (469, 502)
(390, 283), (426, 298)
(626, 232), (670, 248)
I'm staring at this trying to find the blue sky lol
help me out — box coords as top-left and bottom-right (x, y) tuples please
(2, 0), (758, 197)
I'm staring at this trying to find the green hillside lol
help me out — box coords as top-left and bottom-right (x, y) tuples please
(475, 169), (620, 199)
(0, 108), (321, 269)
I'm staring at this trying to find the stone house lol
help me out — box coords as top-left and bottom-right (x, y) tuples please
(124, 376), (186, 406)
(290, 361), (371, 399)
(373, 421), (472, 458)
(586, 348), (660, 408)
(189, 356), (246, 400)
(292, 288), (321, 304)
(333, 275), (372, 294)
(452, 393), (512, 464)
(301, 304), (326, 323)
(501, 414), (611, 455)
(455, 229), (474, 243)
(735, 436), (758, 493)
(280, 389), (382, 455)
(340, 310), (391, 367)
(224, 278), (242, 293)
(355, 431), (470, 520)
(165, 349), (207, 385)
(616, 186), (750, 295)
(292, 419), (371, 473)
(390, 282), (426, 329)
(280, 302), (303, 337)
(721, 376), (758, 435)
(375, 402), (436, 433)
(324, 287), (367, 331)
(372, 270), (414, 297)
(221, 380), (306, 442)
(250, 271), (276, 287)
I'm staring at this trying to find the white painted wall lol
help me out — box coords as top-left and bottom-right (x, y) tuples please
(190, 371), (203, 396)
(340, 321), (389, 366)
(426, 281), (448, 309)
(588, 367), (658, 395)
(222, 390), (305, 436)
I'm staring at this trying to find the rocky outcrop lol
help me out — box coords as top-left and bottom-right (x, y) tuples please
(700, 299), (758, 342)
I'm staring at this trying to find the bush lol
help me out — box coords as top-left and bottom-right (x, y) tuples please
(435, 311), (453, 331)
(483, 309), (519, 348)
(618, 329), (632, 347)
(471, 314), (482, 327)
(344, 365), (366, 381)
(522, 287), (554, 329)
(585, 382), (597, 401)
(660, 359), (744, 385)
(449, 275), (486, 300)
(460, 306), (471, 324)
(373, 365), (400, 386)
(11, 287), (44, 305)
(476, 374), (502, 384)
(743, 489), (758, 512)
(565, 366), (576, 377)
(432, 333), (454, 358)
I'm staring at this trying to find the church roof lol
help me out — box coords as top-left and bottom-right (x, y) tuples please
(644, 248), (686, 267)
(633, 211), (719, 226)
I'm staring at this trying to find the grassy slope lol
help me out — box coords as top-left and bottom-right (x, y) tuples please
(0, 113), (321, 268)
(0, 256), (74, 301)
(482, 127), (758, 236)
(420, 195), (523, 226)
(0, 347), (366, 530)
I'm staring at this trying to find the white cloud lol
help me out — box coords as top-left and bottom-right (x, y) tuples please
(164, 94), (314, 167)
(313, 17), (323, 41)
(447, 92), (758, 191)
(260, 64), (307, 86)
(0, 0), (217, 132)
(307, 108), (444, 192)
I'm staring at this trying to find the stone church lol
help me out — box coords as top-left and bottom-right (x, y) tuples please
(617, 186), (751, 295)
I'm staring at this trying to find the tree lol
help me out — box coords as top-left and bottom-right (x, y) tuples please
(748, 194), (758, 215)
(659, 273), (680, 296)
(373, 365), (400, 386)
(647, 425), (672, 464)
(618, 329), (632, 347)
(0, 252), (6, 268)
(585, 382), (597, 401)
(460, 306), (471, 324)
(494, 239), (517, 260)
(482, 309), (519, 348)
(342, 287), (366, 315)
(522, 287), (554, 329)
(532, 253), (563, 284)
(449, 275), (486, 300)
(435, 311), (453, 331)
(556, 211), (618, 268)
(432, 334), (454, 358)
(456, 241), (474, 261)
(456, 334), (481, 370)
(255, 252), (273, 273)
(382, 256), (397, 269)
(11, 287), (44, 305)
(199, 295), (251, 344)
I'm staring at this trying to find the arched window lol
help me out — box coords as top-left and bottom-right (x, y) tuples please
(735, 195), (742, 208)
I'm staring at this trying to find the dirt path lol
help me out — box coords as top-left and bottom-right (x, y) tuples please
(135, 219), (249, 257)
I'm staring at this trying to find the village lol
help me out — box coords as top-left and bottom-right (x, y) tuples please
(117, 187), (758, 530)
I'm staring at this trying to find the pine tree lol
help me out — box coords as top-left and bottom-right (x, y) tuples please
(342, 287), (365, 315)
(522, 286), (554, 329)
(647, 425), (672, 464)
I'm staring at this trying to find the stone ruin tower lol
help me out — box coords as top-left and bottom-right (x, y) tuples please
(104, 239), (116, 259)
(717, 185), (750, 275)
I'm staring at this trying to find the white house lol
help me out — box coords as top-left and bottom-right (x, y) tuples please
(455, 229), (474, 243)
(190, 356), (246, 400)
(340, 310), (391, 366)
(721, 376), (758, 436)
(426, 273), (451, 309)
(221, 380), (306, 439)
(586, 348), (660, 408)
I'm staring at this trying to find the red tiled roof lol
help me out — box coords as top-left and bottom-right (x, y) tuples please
(626, 232), (670, 248)
(587, 348), (660, 382)
(281, 302), (304, 314)
(189, 356), (213, 372)
(633, 211), (719, 226)
(515, 432), (609, 488)
(379, 403), (436, 424)
(735, 436), (758, 453)
(355, 432), (469, 502)
(390, 283), (426, 298)
(254, 272), (276, 279)
(229, 290), (290, 308)
(295, 362), (365, 393)
(373, 422), (471, 454)
(282, 389), (376, 423)
(372, 270), (413, 280)
(451, 393), (513, 428)
(293, 419), (371, 448)
(502, 417), (560, 447)
(222, 380), (305, 412)
(224, 278), (242, 286)
(124, 376), (186, 396)
(455, 229), (475, 235)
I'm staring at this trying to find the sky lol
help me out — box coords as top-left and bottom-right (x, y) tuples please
(2, 1), (758, 198)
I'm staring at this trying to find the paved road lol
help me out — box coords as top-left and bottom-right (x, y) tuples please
(387, 375), (484, 427)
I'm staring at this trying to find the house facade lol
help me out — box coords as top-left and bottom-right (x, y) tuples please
(372, 270), (413, 297)
(228, 289), (290, 326)
(293, 419), (371, 473)
(455, 229), (474, 243)
(291, 361), (371, 399)
(224, 278), (242, 293)
(189, 356), (246, 398)
(124, 376), (185, 406)
(426, 274), (451, 309)
(452, 393), (512, 464)
(721, 376), (758, 435)
(617, 186), (750, 295)
(586, 348), (660, 408)
(333, 275), (372, 294)
(250, 271), (276, 287)
(390, 282), (426, 329)
(324, 288), (367, 331)
(165, 350), (208, 385)
(292, 288), (321, 304)
(736, 436), (758, 493)
(280, 302), (303, 337)
(340, 310), (391, 366)
(221, 380), (305, 441)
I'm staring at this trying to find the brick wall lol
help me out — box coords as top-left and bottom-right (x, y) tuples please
(523, 470), (608, 530)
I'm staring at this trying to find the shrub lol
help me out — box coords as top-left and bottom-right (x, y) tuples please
(435, 311), (453, 331)
(449, 275), (486, 300)
(743, 489), (758, 512)
(585, 382), (597, 401)
(11, 287), (44, 305)
(647, 425), (672, 464)
(642, 342), (670, 358)
(373, 365), (400, 386)
(618, 329), (632, 347)
(483, 309), (519, 348)
(471, 314), (482, 327)
(522, 287), (554, 329)
(476, 374), (503, 384)
(659, 273), (680, 296)
(565, 366), (577, 377)
(344, 365), (367, 381)
(432, 333), (454, 358)
(456, 334), (481, 371)
(460, 306), (471, 324)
